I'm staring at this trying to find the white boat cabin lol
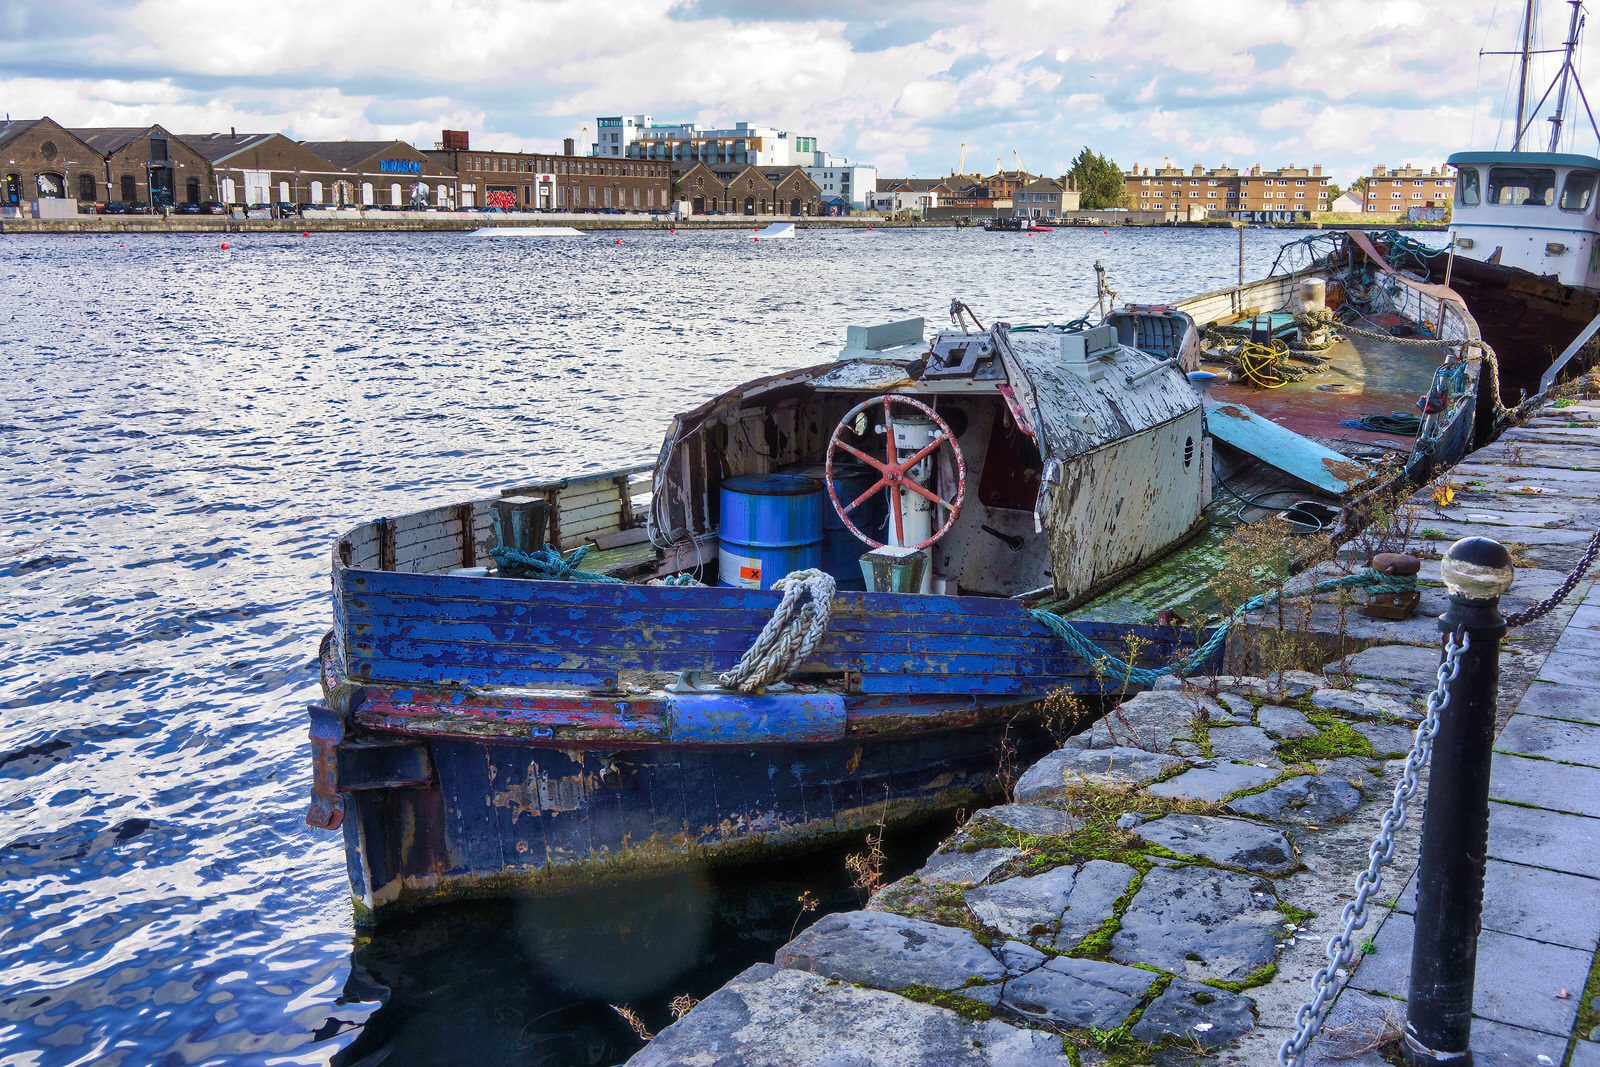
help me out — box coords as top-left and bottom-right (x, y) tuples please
(1448, 150), (1600, 290)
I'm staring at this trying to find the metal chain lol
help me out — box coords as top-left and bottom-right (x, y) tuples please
(1278, 629), (1469, 1067)
(1504, 526), (1600, 627)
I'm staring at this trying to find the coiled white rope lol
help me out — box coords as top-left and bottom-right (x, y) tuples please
(716, 569), (837, 693)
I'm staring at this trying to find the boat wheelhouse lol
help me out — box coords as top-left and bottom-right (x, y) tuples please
(1446, 150), (1600, 290)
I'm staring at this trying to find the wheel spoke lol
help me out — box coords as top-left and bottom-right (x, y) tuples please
(836, 440), (889, 473)
(843, 478), (888, 513)
(889, 482), (905, 543)
(899, 434), (945, 471)
(904, 479), (950, 508)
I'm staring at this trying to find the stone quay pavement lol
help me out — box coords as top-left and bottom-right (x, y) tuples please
(625, 397), (1600, 1066)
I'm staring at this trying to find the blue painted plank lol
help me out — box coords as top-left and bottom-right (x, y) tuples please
(665, 692), (847, 744)
(1204, 400), (1367, 493)
(346, 613), (1188, 660)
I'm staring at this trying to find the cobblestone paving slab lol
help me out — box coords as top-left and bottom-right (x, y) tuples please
(1485, 800), (1600, 877)
(1012, 746), (1185, 801)
(1133, 814), (1298, 875)
(629, 964), (1072, 1067)
(1494, 712), (1600, 766)
(1397, 856), (1600, 950)
(1309, 687), (1420, 722)
(1350, 913), (1590, 1036)
(1487, 752), (1600, 817)
(1111, 866), (1282, 984)
(1335, 644), (1445, 693)
(1205, 725), (1282, 765)
(1514, 680), (1600, 724)
(914, 847), (1022, 887)
(974, 803), (1084, 837)
(775, 911), (1006, 1003)
(1145, 763), (1279, 803)
(1226, 772), (1364, 825)
(999, 955), (1157, 1030)
(1257, 704), (1318, 739)
(962, 865), (1080, 944)
(1128, 979), (1257, 1052)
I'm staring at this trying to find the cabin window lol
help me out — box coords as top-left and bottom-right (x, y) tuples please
(1487, 166), (1556, 206)
(1455, 168), (1480, 206)
(1560, 172), (1595, 213)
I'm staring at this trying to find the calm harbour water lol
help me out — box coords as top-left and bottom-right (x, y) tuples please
(0, 225), (1372, 1066)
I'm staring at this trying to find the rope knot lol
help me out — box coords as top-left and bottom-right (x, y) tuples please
(717, 569), (837, 693)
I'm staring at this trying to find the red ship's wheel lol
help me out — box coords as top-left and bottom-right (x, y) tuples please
(825, 394), (966, 551)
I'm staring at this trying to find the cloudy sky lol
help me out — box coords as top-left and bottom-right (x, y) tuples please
(2, 0), (1596, 184)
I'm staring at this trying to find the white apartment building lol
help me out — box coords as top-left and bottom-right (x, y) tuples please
(592, 116), (819, 166)
(804, 152), (876, 210)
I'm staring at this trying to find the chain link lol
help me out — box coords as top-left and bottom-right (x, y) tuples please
(1278, 629), (1469, 1067)
(1504, 526), (1600, 628)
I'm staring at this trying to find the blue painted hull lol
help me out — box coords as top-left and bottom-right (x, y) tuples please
(312, 687), (1057, 925)
(310, 551), (1209, 925)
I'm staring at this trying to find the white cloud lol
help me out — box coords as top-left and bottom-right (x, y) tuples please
(0, 0), (1592, 183)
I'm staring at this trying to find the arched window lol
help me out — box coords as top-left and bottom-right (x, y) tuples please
(3, 173), (20, 205)
(791, 198), (801, 215)
(278, 181), (290, 203)
(185, 177), (200, 204)
(37, 173), (64, 197)
(437, 184), (450, 207)
(79, 173), (97, 201)
(390, 183), (402, 205)
(221, 177), (236, 203)
(309, 180), (323, 203)
(120, 175), (137, 202)
(362, 182), (374, 205)
(744, 196), (755, 215)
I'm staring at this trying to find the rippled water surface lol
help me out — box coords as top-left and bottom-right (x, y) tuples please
(0, 226), (1343, 1065)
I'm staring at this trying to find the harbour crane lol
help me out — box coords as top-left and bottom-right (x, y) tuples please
(956, 142), (966, 175)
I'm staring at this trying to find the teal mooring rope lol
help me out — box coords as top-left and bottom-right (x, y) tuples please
(489, 544), (626, 584)
(1029, 568), (1418, 687)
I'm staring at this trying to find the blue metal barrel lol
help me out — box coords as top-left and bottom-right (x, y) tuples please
(781, 462), (885, 590)
(718, 474), (824, 590)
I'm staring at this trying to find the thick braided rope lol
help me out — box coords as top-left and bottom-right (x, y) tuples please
(717, 569), (837, 692)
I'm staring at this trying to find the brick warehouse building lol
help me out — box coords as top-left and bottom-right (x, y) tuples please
(427, 132), (670, 211)
(671, 161), (821, 214)
(300, 140), (458, 208)
(182, 132), (351, 207)
(71, 125), (210, 208)
(0, 118), (104, 206)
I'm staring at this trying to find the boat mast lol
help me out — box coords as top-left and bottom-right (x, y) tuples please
(1514, 0), (1537, 150)
(1548, 0), (1586, 150)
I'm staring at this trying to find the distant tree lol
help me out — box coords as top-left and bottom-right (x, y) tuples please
(1327, 181), (1344, 202)
(1067, 148), (1127, 210)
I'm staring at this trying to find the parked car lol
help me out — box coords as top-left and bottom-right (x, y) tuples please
(273, 202), (299, 217)
(98, 201), (127, 215)
(199, 201), (227, 215)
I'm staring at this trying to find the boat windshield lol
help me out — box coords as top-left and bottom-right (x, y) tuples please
(1560, 171), (1596, 212)
(1456, 168), (1480, 206)
(1488, 166), (1557, 206)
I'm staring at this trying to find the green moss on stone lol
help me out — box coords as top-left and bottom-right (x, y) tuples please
(897, 984), (994, 1022)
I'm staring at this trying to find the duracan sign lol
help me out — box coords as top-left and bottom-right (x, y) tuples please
(379, 159), (423, 174)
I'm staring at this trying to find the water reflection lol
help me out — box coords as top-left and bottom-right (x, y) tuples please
(332, 822), (954, 1066)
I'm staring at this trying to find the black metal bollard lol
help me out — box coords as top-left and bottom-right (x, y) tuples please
(1404, 536), (1514, 1065)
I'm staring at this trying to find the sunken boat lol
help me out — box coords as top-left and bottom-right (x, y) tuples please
(309, 231), (1559, 925)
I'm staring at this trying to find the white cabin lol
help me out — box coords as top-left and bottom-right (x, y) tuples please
(1447, 150), (1600, 290)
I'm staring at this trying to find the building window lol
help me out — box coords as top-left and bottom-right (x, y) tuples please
(391, 183), (402, 206)
(362, 182), (374, 205)
(120, 175), (137, 201)
(310, 180), (323, 203)
(78, 173), (97, 201)
(185, 177), (199, 204)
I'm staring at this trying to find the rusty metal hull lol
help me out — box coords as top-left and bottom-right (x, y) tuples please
(312, 685), (1057, 926)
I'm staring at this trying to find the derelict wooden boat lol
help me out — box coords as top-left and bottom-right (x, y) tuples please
(307, 232), (1536, 925)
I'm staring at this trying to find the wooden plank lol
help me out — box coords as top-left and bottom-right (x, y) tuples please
(1205, 400), (1367, 494)
(350, 657), (618, 689)
(592, 527), (651, 550)
(346, 613), (1176, 660)
(392, 528), (465, 568)
(557, 498), (623, 526)
(561, 512), (626, 542)
(356, 635), (1125, 679)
